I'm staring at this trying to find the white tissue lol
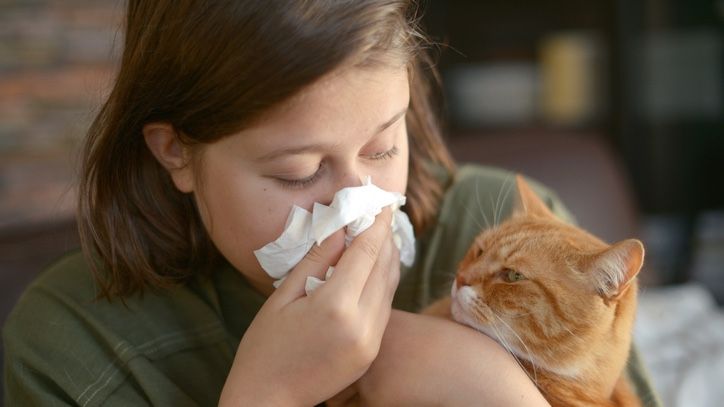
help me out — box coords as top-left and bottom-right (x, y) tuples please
(253, 177), (415, 294)
(254, 205), (315, 280)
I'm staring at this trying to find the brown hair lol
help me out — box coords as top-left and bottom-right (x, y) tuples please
(79, 0), (455, 299)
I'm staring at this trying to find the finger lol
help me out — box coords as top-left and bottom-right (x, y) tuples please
(361, 238), (400, 342)
(377, 239), (401, 324)
(272, 228), (345, 303)
(325, 207), (392, 300)
(358, 233), (399, 311)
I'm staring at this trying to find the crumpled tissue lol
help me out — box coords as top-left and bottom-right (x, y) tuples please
(253, 177), (415, 294)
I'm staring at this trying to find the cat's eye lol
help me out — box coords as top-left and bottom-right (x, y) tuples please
(503, 268), (526, 283)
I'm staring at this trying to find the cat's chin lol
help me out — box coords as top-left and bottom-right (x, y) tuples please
(450, 285), (554, 374)
(450, 284), (496, 338)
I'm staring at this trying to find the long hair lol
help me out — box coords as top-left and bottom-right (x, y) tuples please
(79, 0), (455, 299)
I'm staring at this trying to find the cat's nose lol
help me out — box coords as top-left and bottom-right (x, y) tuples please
(455, 273), (469, 288)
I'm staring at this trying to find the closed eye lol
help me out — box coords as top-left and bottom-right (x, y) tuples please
(276, 161), (326, 189)
(365, 146), (399, 161)
(274, 144), (399, 189)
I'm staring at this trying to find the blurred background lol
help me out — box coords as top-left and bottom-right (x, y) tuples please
(0, 0), (722, 405)
(424, 0), (724, 293)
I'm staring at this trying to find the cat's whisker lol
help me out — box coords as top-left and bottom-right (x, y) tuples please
(487, 321), (514, 356)
(474, 181), (492, 229)
(489, 196), (499, 227)
(469, 300), (539, 386)
(493, 180), (504, 227)
(492, 312), (540, 385)
(486, 314), (538, 386)
(497, 176), (515, 227)
(462, 203), (487, 232)
(493, 176), (514, 229)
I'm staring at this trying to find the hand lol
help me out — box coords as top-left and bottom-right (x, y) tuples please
(219, 208), (400, 407)
(352, 310), (551, 407)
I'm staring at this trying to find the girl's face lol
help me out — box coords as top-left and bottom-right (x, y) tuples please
(189, 66), (410, 295)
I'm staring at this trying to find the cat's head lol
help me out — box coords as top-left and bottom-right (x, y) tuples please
(450, 175), (644, 377)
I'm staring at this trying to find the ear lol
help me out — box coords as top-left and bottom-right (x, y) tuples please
(587, 239), (644, 302)
(514, 174), (556, 219)
(143, 122), (195, 193)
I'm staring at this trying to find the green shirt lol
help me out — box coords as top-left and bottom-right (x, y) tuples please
(3, 164), (660, 406)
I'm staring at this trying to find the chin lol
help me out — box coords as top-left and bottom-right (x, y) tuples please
(450, 284), (496, 337)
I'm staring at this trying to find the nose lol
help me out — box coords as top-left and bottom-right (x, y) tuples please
(316, 168), (365, 206)
(336, 167), (366, 189)
(333, 167), (366, 194)
(455, 272), (469, 288)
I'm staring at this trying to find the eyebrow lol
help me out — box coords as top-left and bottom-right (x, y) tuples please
(255, 108), (408, 162)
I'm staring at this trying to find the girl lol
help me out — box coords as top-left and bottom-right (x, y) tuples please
(3, 1), (659, 406)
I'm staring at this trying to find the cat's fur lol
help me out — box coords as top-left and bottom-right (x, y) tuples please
(423, 175), (644, 407)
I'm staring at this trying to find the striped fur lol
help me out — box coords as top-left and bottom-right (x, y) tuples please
(423, 176), (644, 407)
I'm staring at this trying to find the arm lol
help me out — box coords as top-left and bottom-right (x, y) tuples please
(353, 310), (550, 407)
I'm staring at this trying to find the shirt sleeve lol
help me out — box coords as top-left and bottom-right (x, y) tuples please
(3, 253), (232, 407)
(4, 353), (76, 406)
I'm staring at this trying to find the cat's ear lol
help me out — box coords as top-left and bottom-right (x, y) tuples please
(587, 239), (645, 302)
(514, 174), (556, 220)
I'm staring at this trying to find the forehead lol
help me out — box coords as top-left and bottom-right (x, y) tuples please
(265, 65), (407, 121)
(228, 65), (410, 155)
(480, 219), (567, 261)
(481, 218), (607, 270)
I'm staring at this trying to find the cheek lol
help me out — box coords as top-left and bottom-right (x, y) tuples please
(488, 284), (519, 310)
(194, 165), (295, 278)
(369, 131), (409, 194)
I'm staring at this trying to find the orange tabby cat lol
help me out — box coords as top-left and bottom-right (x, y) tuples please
(423, 175), (644, 407)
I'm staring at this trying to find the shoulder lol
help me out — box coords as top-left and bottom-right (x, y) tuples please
(3, 251), (230, 406)
(440, 164), (574, 226)
(14, 250), (99, 304)
(3, 251), (100, 344)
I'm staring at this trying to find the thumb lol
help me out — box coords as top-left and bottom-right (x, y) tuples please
(272, 228), (346, 303)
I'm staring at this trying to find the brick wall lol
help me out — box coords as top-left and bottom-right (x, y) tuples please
(0, 0), (121, 228)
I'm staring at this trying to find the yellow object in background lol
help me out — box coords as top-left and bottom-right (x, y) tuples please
(539, 32), (603, 126)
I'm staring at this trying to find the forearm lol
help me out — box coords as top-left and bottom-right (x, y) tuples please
(219, 367), (299, 407)
(357, 310), (550, 407)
